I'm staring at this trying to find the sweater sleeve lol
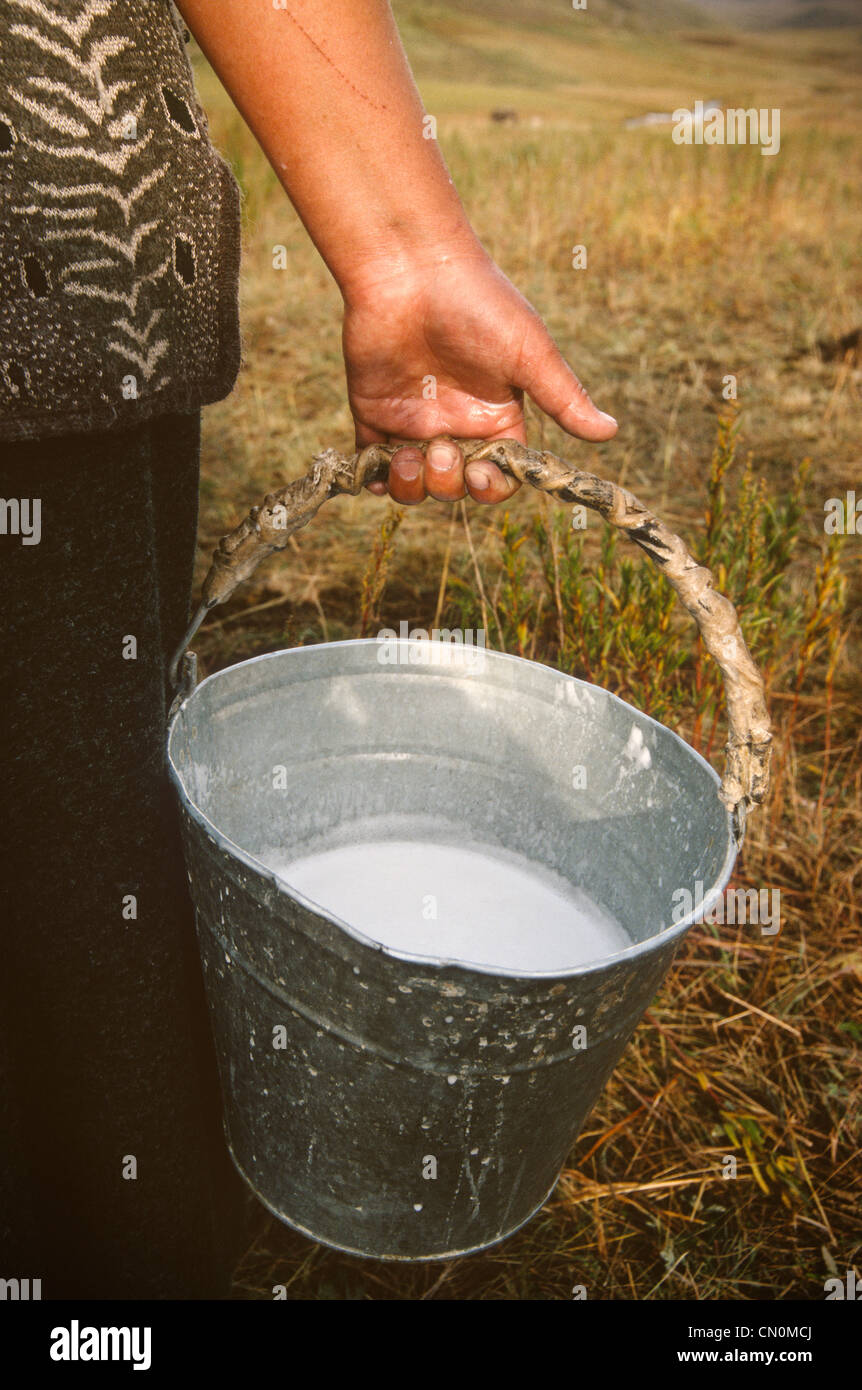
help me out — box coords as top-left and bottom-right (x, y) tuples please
(0, 0), (243, 442)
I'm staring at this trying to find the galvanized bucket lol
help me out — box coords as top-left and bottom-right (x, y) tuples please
(167, 436), (771, 1261)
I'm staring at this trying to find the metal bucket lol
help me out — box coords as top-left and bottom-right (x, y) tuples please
(168, 638), (735, 1260)
(166, 434), (770, 1260)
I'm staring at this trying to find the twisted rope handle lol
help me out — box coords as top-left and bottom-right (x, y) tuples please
(172, 437), (772, 839)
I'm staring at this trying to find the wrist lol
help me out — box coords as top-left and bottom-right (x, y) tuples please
(337, 217), (484, 310)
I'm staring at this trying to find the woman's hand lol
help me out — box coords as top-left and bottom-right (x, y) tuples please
(176, 0), (617, 506)
(342, 244), (618, 505)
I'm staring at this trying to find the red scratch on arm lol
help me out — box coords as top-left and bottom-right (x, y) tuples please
(282, 6), (389, 113)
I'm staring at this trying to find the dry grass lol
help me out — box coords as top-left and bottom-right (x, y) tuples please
(186, 12), (861, 1298)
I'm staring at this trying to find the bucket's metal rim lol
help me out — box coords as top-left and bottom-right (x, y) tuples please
(167, 639), (738, 983)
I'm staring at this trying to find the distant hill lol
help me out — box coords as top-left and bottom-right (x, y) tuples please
(392, 0), (711, 39)
(394, 0), (862, 33)
(385, 0), (860, 125)
(690, 0), (862, 27)
(389, 0), (716, 92)
(389, 0), (701, 97)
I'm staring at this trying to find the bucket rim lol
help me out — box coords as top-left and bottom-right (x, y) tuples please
(167, 638), (738, 982)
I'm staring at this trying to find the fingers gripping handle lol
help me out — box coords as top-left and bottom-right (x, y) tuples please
(171, 438), (772, 837)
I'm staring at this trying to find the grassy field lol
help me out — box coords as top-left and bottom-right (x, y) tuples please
(187, 3), (860, 1299)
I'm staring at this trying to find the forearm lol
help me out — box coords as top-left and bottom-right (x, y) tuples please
(175, 0), (480, 301)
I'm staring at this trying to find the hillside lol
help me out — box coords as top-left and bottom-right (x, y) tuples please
(692, 0), (862, 26)
(386, 0), (861, 126)
(392, 0), (711, 34)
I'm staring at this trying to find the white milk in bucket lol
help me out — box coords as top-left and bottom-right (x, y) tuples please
(261, 831), (631, 973)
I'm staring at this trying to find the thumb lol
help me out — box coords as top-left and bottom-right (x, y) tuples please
(516, 324), (618, 443)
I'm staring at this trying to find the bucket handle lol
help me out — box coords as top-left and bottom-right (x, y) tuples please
(170, 437), (772, 842)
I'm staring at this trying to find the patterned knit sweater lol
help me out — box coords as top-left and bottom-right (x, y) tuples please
(0, 0), (242, 441)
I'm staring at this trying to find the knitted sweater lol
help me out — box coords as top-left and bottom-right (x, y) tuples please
(0, 0), (242, 441)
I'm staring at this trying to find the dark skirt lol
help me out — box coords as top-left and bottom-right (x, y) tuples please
(0, 412), (250, 1298)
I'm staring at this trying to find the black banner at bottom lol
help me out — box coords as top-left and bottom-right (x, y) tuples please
(0, 1296), (853, 1376)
